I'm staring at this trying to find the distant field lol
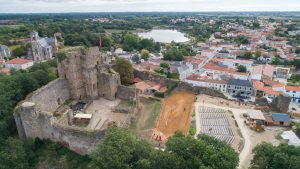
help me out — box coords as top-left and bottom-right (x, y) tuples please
(105, 28), (145, 34)
(9, 45), (21, 50)
(0, 24), (23, 28)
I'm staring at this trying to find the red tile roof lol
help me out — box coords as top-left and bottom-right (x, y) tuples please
(264, 87), (281, 95)
(186, 74), (227, 84)
(135, 81), (151, 92)
(286, 86), (300, 92)
(133, 77), (143, 83)
(253, 81), (265, 90)
(6, 58), (32, 65)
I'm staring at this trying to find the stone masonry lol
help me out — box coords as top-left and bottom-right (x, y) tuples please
(14, 47), (137, 154)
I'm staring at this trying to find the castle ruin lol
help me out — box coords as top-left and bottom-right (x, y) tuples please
(14, 47), (138, 154)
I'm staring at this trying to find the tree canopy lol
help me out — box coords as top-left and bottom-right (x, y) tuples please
(91, 127), (239, 169)
(113, 58), (134, 85)
(251, 142), (300, 169)
(237, 65), (247, 72)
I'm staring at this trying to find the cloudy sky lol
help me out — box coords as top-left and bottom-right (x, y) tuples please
(1, 0), (300, 13)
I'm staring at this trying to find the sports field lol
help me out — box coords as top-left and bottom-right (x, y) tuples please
(155, 91), (196, 138)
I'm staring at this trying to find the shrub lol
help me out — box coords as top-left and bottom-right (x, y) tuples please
(154, 92), (165, 98)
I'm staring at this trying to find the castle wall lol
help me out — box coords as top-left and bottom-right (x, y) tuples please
(14, 101), (105, 154)
(59, 48), (87, 100)
(117, 85), (139, 101)
(83, 68), (99, 99)
(52, 123), (105, 154)
(98, 67), (121, 100)
(27, 78), (70, 112)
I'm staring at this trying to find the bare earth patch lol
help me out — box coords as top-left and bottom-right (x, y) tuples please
(155, 91), (196, 138)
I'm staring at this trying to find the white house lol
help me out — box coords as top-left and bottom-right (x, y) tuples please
(240, 44), (252, 51)
(185, 74), (228, 93)
(281, 130), (300, 147)
(177, 62), (193, 80)
(284, 86), (300, 104)
(5, 58), (34, 70)
(251, 65), (263, 81)
(215, 58), (253, 72)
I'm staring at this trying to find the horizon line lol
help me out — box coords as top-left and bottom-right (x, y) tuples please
(1, 11), (300, 15)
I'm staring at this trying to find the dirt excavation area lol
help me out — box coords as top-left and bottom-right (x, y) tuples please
(155, 91), (196, 139)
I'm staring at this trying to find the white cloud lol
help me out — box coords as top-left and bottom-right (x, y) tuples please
(0, 0), (299, 13)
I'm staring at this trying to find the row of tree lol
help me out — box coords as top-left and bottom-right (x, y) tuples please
(90, 127), (239, 169)
(122, 32), (161, 52)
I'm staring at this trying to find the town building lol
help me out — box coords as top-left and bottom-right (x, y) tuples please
(266, 113), (291, 127)
(284, 86), (300, 104)
(281, 130), (300, 147)
(227, 78), (253, 98)
(5, 58), (34, 70)
(29, 31), (58, 61)
(213, 58), (253, 72)
(185, 74), (228, 92)
(0, 45), (11, 59)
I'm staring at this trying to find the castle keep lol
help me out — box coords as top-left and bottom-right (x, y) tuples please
(14, 47), (138, 154)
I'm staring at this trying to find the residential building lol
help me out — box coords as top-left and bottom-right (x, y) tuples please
(284, 86), (300, 104)
(177, 62), (193, 80)
(281, 130), (300, 147)
(269, 113), (291, 127)
(5, 58), (34, 70)
(0, 45), (11, 59)
(227, 78), (253, 98)
(213, 58), (253, 72)
(185, 74), (228, 92)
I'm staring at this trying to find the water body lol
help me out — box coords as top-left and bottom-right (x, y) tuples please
(138, 29), (190, 43)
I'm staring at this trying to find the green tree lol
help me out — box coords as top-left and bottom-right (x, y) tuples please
(240, 52), (253, 59)
(12, 45), (27, 58)
(163, 47), (184, 61)
(255, 50), (261, 59)
(272, 57), (281, 65)
(113, 58), (134, 85)
(90, 126), (155, 169)
(251, 143), (300, 169)
(123, 32), (140, 51)
(141, 49), (150, 61)
(237, 65), (247, 72)
(252, 22), (260, 29)
(236, 36), (250, 45)
(160, 63), (170, 70)
(0, 137), (29, 169)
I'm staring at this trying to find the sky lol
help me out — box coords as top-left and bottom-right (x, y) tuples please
(0, 0), (300, 13)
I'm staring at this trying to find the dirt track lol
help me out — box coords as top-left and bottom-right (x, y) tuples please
(156, 91), (196, 138)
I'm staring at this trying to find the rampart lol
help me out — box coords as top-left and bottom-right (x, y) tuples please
(14, 79), (107, 154)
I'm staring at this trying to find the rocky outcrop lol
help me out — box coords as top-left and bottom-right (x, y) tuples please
(271, 94), (291, 113)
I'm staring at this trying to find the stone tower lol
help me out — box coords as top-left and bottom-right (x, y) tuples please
(58, 47), (119, 101)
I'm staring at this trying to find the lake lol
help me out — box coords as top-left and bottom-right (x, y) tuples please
(138, 29), (190, 43)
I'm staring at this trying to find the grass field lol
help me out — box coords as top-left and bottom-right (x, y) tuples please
(130, 97), (162, 132)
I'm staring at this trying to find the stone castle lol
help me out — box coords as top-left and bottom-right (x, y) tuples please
(14, 47), (138, 154)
